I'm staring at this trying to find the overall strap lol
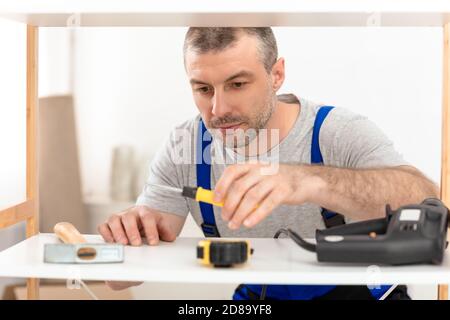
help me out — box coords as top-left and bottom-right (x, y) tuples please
(311, 106), (346, 228)
(196, 119), (220, 237)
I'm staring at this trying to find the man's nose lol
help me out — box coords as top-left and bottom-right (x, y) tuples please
(211, 89), (231, 117)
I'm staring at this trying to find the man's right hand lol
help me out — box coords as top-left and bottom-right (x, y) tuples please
(97, 205), (186, 290)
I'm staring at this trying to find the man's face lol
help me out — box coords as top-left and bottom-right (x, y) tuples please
(185, 34), (276, 148)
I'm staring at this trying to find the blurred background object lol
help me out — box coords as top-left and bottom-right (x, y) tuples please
(110, 145), (135, 202)
(38, 95), (87, 233)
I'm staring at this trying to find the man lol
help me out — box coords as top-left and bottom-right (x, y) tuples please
(98, 27), (438, 299)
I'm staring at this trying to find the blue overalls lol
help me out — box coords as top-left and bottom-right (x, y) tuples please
(196, 106), (391, 300)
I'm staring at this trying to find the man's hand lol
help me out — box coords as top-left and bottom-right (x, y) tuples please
(213, 163), (315, 230)
(97, 205), (186, 290)
(214, 162), (439, 229)
(98, 205), (180, 246)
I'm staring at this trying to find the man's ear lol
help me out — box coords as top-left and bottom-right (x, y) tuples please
(270, 57), (285, 92)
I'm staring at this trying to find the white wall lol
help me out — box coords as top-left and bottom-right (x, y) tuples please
(277, 27), (442, 183)
(39, 27), (71, 97)
(0, 19), (26, 209)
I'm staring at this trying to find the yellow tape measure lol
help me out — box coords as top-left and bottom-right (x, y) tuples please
(196, 240), (253, 268)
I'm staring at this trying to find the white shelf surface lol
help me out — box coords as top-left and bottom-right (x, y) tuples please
(0, 233), (449, 285)
(0, 0), (450, 27)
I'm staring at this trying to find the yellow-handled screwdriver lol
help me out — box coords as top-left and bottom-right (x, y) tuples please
(145, 183), (224, 207)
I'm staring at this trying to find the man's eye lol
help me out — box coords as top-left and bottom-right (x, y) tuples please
(232, 82), (246, 89)
(196, 86), (211, 94)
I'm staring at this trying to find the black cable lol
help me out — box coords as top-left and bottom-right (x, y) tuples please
(274, 228), (317, 252)
(259, 228), (317, 300)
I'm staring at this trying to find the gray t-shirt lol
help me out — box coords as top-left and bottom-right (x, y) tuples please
(136, 96), (409, 238)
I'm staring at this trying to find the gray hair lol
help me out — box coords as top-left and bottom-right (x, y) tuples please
(183, 27), (278, 73)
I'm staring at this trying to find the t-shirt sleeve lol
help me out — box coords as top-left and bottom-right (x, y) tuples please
(322, 113), (410, 169)
(135, 130), (189, 217)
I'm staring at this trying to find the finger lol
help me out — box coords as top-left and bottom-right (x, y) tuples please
(228, 179), (274, 230)
(243, 189), (285, 228)
(141, 214), (160, 245)
(222, 171), (263, 224)
(97, 223), (114, 243)
(121, 213), (142, 246)
(107, 215), (129, 245)
(214, 164), (251, 202)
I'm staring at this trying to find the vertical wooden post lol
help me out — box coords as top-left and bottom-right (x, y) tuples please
(439, 23), (450, 301)
(26, 24), (39, 300)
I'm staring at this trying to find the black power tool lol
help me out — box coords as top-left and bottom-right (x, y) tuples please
(278, 198), (450, 265)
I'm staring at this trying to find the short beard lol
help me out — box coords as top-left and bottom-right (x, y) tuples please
(210, 93), (276, 149)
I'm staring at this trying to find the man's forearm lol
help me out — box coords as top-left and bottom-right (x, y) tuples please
(298, 165), (439, 221)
